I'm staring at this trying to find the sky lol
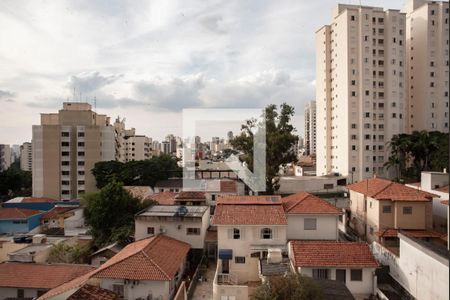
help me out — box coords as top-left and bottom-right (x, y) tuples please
(0, 0), (405, 144)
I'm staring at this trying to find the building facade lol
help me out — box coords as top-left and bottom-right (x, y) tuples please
(32, 102), (115, 200)
(406, 0), (449, 132)
(304, 100), (316, 156)
(20, 142), (32, 172)
(114, 117), (153, 162)
(0, 144), (12, 171)
(316, 4), (407, 181)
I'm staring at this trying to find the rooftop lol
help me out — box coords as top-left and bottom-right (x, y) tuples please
(259, 258), (291, 276)
(281, 192), (342, 215)
(136, 205), (208, 218)
(290, 241), (378, 268)
(5, 197), (57, 203)
(376, 229), (443, 239)
(148, 191), (177, 205)
(123, 186), (153, 200)
(217, 195), (281, 204)
(67, 284), (120, 300)
(347, 178), (436, 202)
(0, 207), (42, 220)
(0, 262), (94, 289)
(175, 191), (206, 200)
(42, 206), (77, 220)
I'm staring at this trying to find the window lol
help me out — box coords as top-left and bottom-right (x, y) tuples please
(78, 142), (85, 147)
(403, 207), (413, 215)
(304, 218), (317, 230)
(147, 227), (155, 235)
(382, 205), (391, 213)
(261, 228), (272, 239)
(351, 269), (363, 281)
(61, 132), (70, 137)
(235, 256), (246, 264)
(187, 228), (201, 235)
(313, 269), (329, 279)
(233, 228), (240, 239)
(77, 161), (85, 166)
(112, 285), (124, 297)
(61, 142), (69, 146)
(78, 132), (85, 137)
(17, 289), (25, 298)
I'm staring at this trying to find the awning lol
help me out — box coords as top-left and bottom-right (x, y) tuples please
(218, 249), (233, 260)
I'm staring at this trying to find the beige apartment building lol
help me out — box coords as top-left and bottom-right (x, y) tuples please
(406, 0), (449, 132)
(32, 102), (115, 200)
(20, 142), (32, 172)
(304, 100), (316, 156)
(114, 117), (152, 162)
(316, 4), (407, 181)
(0, 144), (12, 171)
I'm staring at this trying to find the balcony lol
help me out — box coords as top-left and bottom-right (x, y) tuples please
(213, 263), (249, 300)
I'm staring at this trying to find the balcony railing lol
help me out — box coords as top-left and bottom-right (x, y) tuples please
(217, 273), (238, 285)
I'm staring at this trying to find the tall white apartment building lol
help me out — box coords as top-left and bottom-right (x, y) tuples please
(114, 118), (152, 162)
(20, 142), (32, 172)
(406, 0), (449, 132)
(0, 144), (12, 171)
(304, 100), (317, 156)
(32, 103), (115, 200)
(316, 4), (407, 181)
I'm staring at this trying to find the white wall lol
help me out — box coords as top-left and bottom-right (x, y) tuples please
(100, 278), (169, 300)
(0, 287), (47, 300)
(286, 214), (338, 240)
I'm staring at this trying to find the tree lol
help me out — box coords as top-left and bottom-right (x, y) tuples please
(82, 181), (143, 247)
(48, 243), (92, 264)
(251, 273), (323, 300)
(231, 103), (298, 194)
(91, 155), (181, 189)
(0, 164), (32, 202)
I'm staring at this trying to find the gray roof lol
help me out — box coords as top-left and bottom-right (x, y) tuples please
(260, 258), (291, 276)
(136, 205), (208, 218)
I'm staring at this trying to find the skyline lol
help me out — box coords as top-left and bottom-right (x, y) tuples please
(0, 0), (405, 144)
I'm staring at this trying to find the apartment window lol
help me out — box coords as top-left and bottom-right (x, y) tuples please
(78, 171), (85, 175)
(431, 10), (435, 15)
(352, 91), (356, 97)
(77, 161), (85, 166)
(351, 80), (356, 86)
(365, 112), (370, 118)
(147, 227), (155, 235)
(403, 207), (413, 215)
(365, 90), (370, 96)
(61, 151), (69, 156)
(235, 256), (246, 264)
(392, 113), (397, 118)
(351, 15), (355, 21)
(365, 135), (371, 140)
(430, 82), (435, 87)
(61, 142), (69, 147)
(351, 124), (356, 129)
(77, 132), (85, 137)
(364, 123), (370, 129)
(61, 180), (69, 185)
(351, 135), (357, 140)
(430, 61), (435, 67)
(78, 142), (85, 147)
(352, 145), (356, 151)
(261, 228), (272, 239)
(78, 152), (85, 157)
(78, 180), (85, 185)
(186, 228), (201, 235)
(62, 171), (69, 176)
(351, 269), (363, 281)
(233, 228), (240, 239)
(61, 161), (70, 166)
(313, 269), (329, 279)
(304, 218), (317, 230)
(383, 205), (392, 213)
(61, 132), (70, 137)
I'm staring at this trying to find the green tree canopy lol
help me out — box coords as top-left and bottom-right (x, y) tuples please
(231, 103), (298, 194)
(0, 162), (32, 201)
(82, 181), (143, 247)
(251, 273), (323, 300)
(92, 155), (181, 189)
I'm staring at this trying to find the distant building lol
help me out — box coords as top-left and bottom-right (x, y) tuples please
(304, 101), (316, 156)
(20, 142), (32, 172)
(161, 141), (171, 155)
(0, 144), (11, 171)
(114, 117), (152, 162)
(32, 102), (115, 200)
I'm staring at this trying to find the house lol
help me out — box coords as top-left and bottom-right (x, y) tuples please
(289, 240), (378, 299)
(90, 242), (122, 266)
(174, 192), (207, 206)
(154, 178), (183, 193)
(66, 284), (120, 300)
(281, 192), (342, 240)
(371, 232), (449, 300)
(406, 171), (449, 233)
(0, 208), (43, 235)
(212, 195), (287, 300)
(2, 197), (57, 211)
(41, 206), (79, 234)
(0, 262), (94, 299)
(347, 177), (436, 243)
(135, 205), (210, 250)
(39, 235), (190, 300)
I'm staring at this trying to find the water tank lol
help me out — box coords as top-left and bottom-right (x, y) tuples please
(267, 248), (283, 264)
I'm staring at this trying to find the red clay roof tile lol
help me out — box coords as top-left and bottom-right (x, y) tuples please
(282, 192), (341, 215)
(0, 208), (42, 219)
(213, 204), (287, 225)
(290, 241), (378, 268)
(217, 195), (281, 204)
(148, 192), (177, 205)
(67, 284), (120, 300)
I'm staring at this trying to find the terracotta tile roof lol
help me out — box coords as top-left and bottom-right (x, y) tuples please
(42, 206), (77, 220)
(217, 195), (281, 204)
(0, 208), (42, 219)
(213, 204), (287, 225)
(175, 191), (206, 200)
(347, 178), (436, 202)
(67, 284), (120, 300)
(148, 192), (177, 205)
(39, 235), (190, 300)
(282, 192), (341, 215)
(22, 197), (57, 203)
(435, 185), (449, 193)
(376, 229), (443, 238)
(0, 262), (94, 289)
(290, 241), (378, 268)
(441, 200), (449, 205)
(92, 235), (190, 281)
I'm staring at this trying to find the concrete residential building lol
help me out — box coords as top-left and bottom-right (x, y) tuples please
(20, 142), (32, 172)
(347, 177), (436, 243)
(405, 0), (450, 132)
(114, 117), (152, 162)
(316, 4), (407, 181)
(304, 100), (317, 156)
(0, 144), (11, 171)
(32, 102), (115, 200)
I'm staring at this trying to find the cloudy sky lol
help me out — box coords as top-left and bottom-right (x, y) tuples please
(0, 0), (404, 144)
